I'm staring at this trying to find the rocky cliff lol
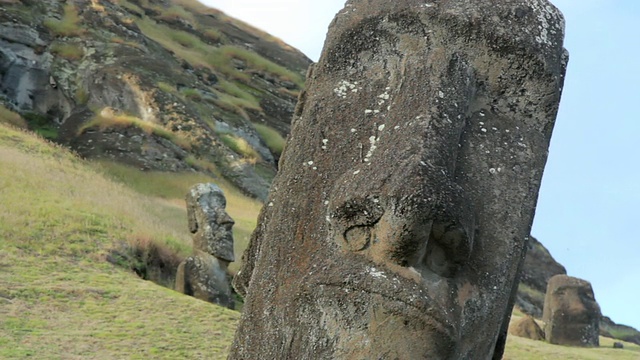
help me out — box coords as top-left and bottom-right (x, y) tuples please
(0, 0), (311, 200)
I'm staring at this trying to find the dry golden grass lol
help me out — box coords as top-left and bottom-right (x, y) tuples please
(78, 109), (192, 150)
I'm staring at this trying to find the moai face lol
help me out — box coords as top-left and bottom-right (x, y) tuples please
(231, 1), (567, 359)
(544, 275), (601, 346)
(186, 183), (235, 262)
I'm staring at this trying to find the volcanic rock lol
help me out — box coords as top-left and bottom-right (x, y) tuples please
(230, 0), (567, 359)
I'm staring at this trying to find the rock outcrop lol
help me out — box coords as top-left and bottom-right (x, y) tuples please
(509, 315), (545, 341)
(516, 236), (567, 317)
(0, 0), (312, 199)
(230, 0), (567, 359)
(600, 316), (640, 345)
(543, 274), (601, 347)
(175, 183), (235, 308)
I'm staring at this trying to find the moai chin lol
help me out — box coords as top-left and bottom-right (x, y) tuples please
(231, 0), (568, 359)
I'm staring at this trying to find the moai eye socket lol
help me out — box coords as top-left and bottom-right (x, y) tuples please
(344, 225), (373, 252)
(330, 196), (383, 253)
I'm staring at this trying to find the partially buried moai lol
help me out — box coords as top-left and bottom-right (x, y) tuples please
(231, 0), (568, 359)
(175, 183), (235, 309)
(543, 275), (601, 347)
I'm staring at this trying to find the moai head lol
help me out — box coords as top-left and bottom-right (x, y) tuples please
(186, 183), (234, 262)
(231, 1), (567, 359)
(543, 275), (601, 347)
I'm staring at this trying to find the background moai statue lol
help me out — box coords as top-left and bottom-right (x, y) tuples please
(175, 183), (235, 309)
(543, 274), (601, 347)
(231, 0), (567, 359)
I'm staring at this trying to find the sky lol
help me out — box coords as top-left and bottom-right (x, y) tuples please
(204, 0), (640, 330)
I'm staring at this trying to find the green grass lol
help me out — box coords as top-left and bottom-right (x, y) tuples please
(157, 81), (176, 94)
(43, 4), (84, 37)
(203, 28), (225, 43)
(607, 326), (639, 341)
(0, 105), (28, 129)
(219, 133), (261, 163)
(218, 45), (304, 88)
(517, 283), (545, 306)
(253, 123), (285, 156)
(136, 16), (301, 98)
(136, 17), (212, 70)
(51, 42), (84, 61)
(0, 124), (241, 358)
(92, 160), (262, 275)
(215, 79), (261, 109)
(157, 5), (197, 26)
(181, 88), (202, 102)
(22, 112), (58, 140)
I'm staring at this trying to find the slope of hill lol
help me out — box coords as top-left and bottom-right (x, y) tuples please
(0, 121), (243, 358)
(0, 0), (311, 200)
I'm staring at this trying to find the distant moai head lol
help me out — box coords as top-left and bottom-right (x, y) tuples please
(543, 275), (601, 347)
(231, 1), (567, 359)
(186, 183), (234, 262)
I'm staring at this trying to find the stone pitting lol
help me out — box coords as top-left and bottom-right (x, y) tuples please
(230, 0), (567, 359)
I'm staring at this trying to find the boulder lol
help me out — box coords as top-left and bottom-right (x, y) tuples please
(231, 0), (567, 359)
(510, 315), (545, 341)
(175, 183), (235, 308)
(613, 342), (624, 349)
(543, 275), (601, 347)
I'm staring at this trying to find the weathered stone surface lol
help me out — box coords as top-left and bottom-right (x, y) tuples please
(175, 183), (235, 308)
(543, 275), (601, 347)
(510, 315), (545, 341)
(186, 183), (235, 262)
(231, 0), (567, 359)
(613, 342), (624, 349)
(175, 250), (234, 309)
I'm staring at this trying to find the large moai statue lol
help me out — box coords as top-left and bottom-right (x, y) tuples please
(175, 183), (235, 309)
(543, 275), (601, 347)
(231, 0), (567, 359)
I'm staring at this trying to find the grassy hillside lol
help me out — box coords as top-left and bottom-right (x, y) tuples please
(1, 114), (638, 358)
(0, 120), (246, 358)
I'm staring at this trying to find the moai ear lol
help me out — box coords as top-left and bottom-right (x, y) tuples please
(186, 191), (198, 234)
